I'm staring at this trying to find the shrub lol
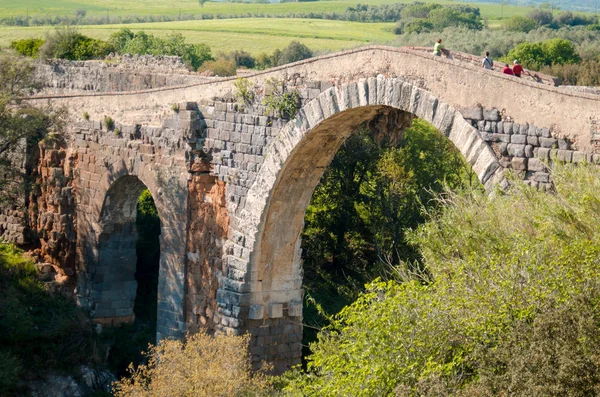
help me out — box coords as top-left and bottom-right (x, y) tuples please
(262, 78), (300, 118)
(171, 103), (180, 113)
(199, 57), (237, 76)
(103, 116), (115, 131)
(113, 331), (273, 396)
(503, 16), (537, 33)
(234, 77), (255, 105)
(527, 9), (553, 26)
(282, 164), (600, 395)
(39, 26), (113, 61)
(275, 41), (313, 66)
(82, 111), (90, 120)
(503, 38), (581, 70)
(10, 38), (45, 57)
(0, 243), (96, 395)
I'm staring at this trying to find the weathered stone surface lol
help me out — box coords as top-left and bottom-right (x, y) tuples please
(483, 108), (500, 121)
(507, 143), (526, 157)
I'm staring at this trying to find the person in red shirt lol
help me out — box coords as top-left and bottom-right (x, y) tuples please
(502, 64), (514, 75)
(512, 60), (524, 77)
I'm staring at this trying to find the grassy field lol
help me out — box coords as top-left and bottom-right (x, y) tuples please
(0, 0), (535, 21)
(0, 19), (397, 55)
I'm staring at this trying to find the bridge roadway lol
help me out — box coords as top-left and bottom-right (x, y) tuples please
(17, 46), (600, 373)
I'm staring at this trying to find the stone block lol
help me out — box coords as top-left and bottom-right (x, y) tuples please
(534, 172), (550, 183)
(539, 137), (557, 149)
(528, 158), (547, 172)
(483, 108), (500, 121)
(557, 149), (573, 162)
(525, 145), (534, 158)
(528, 125), (539, 136)
(527, 136), (539, 146)
(557, 138), (571, 150)
(459, 106), (483, 121)
(249, 305), (264, 320)
(269, 303), (283, 319)
(511, 157), (527, 170)
(503, 122), (514, 135)
(288, 301), (302, 317)
(519, 123), (529, 135)
(540, 128), (551, 138)
(491, 134), (510, 143)
(507, 143), (526, 157)
(510, 134), (527, 144)
(572, 151), (587, 163)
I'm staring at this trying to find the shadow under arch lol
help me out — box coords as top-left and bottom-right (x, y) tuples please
(235, 77), (505, 372)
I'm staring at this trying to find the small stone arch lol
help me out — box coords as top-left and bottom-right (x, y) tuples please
(228, 76), (505, 371)
(80, 172), (187, 340)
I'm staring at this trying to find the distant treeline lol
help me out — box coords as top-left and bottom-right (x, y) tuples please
(0, 3), (454, 26)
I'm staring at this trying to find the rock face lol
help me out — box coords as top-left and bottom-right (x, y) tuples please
(8, 46), (600, 373)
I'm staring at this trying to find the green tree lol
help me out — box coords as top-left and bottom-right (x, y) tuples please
(275, 41), (313, 66)
(503, 16), (538, 32)
(284, 164), (600, 396)
(504, 38), (580, 70)
(10, 38), (45, 58)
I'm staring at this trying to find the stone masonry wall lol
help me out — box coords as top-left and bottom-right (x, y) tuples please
(461, 105), (596, 190)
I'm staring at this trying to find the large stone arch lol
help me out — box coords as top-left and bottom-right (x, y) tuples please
(226, 77), (504, 371)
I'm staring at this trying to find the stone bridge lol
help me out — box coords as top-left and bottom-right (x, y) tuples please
(5, 46), (600, 373)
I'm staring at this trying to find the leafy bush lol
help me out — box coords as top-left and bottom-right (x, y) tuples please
(262, 78), (300, 118)
(109, 29), (212, 70)
(275, 41), (313, 66)
(113, 331), (273, 396)
(39, 26), (113, 61)
(527, 8), (554, 26)
(542, 59), (600, 85)
(234, 78), (255, 105)
(10, 38), (44, 57)
(503, 38), (581, 70)
(103, 116), (115, 131)
(199, 57), (237, 76)
(0, 243), (96, 395)
(283, 164), (600, 395)
(395, 3), (481, 34)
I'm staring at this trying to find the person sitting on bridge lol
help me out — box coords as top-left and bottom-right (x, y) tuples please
(502, 64), (514, 75)
(482, 52), (494, 70)
(512, 59), (524, 77)
(433, 39), (449, 57)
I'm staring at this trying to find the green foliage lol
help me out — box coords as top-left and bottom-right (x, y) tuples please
(200, 57), (237, 76)
(83, 111), (90, 120)
(0, 243), (96, 395)
(234, 78), (255, 105)
(542, 59), (600, 85)
(395, 3), (482, 34)
(262, 78), (301, 118)
(171, 103), (180, 113)
(103, 116), (115, 131)
(10, 37), (44, 57)
(275, 40), (313, 65)
(503, 37), (581, 70)
(527, 8), (554, 26)
(40, 26), (113, 61)
(300, 120), (475, 358)
(109, 29), (212, 71)
(285, 164), (600, 395)
(0, 54), (63, 205)
(503, 15), (538, 32)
